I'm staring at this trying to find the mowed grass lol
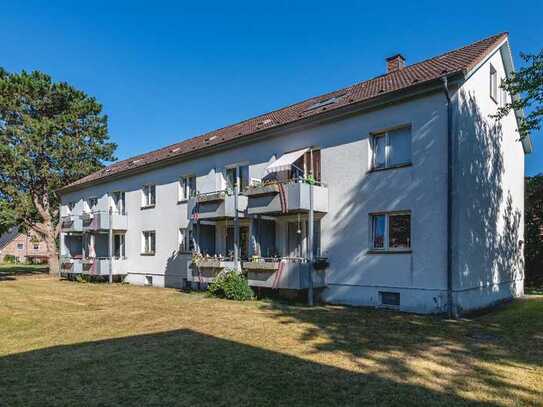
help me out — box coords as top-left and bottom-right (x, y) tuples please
(0, 278), (541, 406)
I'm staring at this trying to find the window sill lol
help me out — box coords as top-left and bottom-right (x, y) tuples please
(140, 252), (156, 256)
(367, 249), (412, 255)
(141, 205), (156, 210)
(367, 163), (412, 173)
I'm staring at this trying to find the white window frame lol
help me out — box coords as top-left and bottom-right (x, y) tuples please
(16, 243), (24, 251)
(490, 64), (498, 103)
(113, 233), (126, 259)
(178, 227), (194, 253)
(370, 211), (411, 251)
(111, 191), (126, 214)
(142, 185), (156, 208)
(371, 126), (411, 170)
(178, 175), (196, 202)
(141, 231), (156, 255)
(224, 162), (249, 192)
(87, 197), (98, 212)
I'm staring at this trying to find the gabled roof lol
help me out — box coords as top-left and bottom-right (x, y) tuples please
(62, 32), (509, 192)
(0, 227), (20, 250)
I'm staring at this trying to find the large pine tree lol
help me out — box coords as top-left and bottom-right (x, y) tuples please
(0, 69), (116, 274)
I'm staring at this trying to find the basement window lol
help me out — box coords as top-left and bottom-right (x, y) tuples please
(380, 291), (400, 307)
(145, 275), (153, 286)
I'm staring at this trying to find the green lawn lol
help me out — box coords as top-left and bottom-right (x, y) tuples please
(0, 278), (541, 406)
(0, 263), (48, 280)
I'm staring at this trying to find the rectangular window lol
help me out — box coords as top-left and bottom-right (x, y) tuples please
(490, 64), (498, 103)
(33, 244), (39, 250)
(380, 291), (400, 306)
(67, 202), (76, 213)
(142, 185), (156, 207)
(179, 176), (196, 201)
(114, 234), (125, 258)
(226, 166), (249, 192)
(142, 231), (156, 255)
(87, 197), (98, 211)
(370, 212), (411, 251)
(111, 191), (126, 214)
(178, 227), (195, 252)
(17, 243), (24, 250)
(371, 214), (386, 249)
(371, 127), (411, 170)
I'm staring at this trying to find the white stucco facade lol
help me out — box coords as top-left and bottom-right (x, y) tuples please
(59, 39), (529, 314)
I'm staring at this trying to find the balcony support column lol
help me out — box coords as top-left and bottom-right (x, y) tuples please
(307, 183), (314, 306)
(108, 207), (113, 284)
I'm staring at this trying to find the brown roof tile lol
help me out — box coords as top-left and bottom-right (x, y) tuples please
(63, 32), (507, 191)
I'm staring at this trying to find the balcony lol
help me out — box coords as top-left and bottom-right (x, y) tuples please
(60, 215), (83, 233)
(81, 211), (128, 231)
(81, 258), (128, 276)
(187, 191), (248, 221)
(60, 257), (83, 274)
(245, 182), (328, 216)
(244, 258), (327, 289)
(187, 257), (237, 283)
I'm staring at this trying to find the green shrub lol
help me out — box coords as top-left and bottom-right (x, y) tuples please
(3, 255), (17, 264)
(208, 269), (253, 301)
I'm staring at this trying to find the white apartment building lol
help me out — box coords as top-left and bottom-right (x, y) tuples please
(58, 33), (531, 315)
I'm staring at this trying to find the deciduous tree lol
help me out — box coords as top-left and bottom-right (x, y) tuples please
(495, 50), (543, 138)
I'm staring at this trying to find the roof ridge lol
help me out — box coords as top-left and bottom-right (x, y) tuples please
(105, 33), (508, 168)
(63, 32), (509, 191)
(400, 32), (507, 73)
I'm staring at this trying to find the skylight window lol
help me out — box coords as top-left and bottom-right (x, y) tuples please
(257, 119), (273, 126)
(304, 95), (344, 111)
(204, 135), (218, 143)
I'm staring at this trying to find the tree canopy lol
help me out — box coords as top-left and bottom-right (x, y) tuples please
(0, 68), (116, 271)
(525, 175), (543, 288)
(496, 50), (543, 138)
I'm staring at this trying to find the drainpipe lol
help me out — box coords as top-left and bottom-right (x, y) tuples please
(233, 166), (240, 270)
(441, 76), (454, 319)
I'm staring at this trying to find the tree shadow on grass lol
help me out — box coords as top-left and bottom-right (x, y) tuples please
(261, 298), (543, 406)
(0, 328), (499, 407)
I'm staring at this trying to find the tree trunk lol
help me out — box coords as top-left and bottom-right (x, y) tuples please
(45, 232), (60, 276)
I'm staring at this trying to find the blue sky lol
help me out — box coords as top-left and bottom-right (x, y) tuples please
(1, 1), (542, 174)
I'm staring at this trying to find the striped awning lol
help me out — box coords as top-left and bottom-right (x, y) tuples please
(265, 148), (308, 173)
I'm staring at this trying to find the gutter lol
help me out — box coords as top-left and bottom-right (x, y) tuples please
(441, 76), (455, 319)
